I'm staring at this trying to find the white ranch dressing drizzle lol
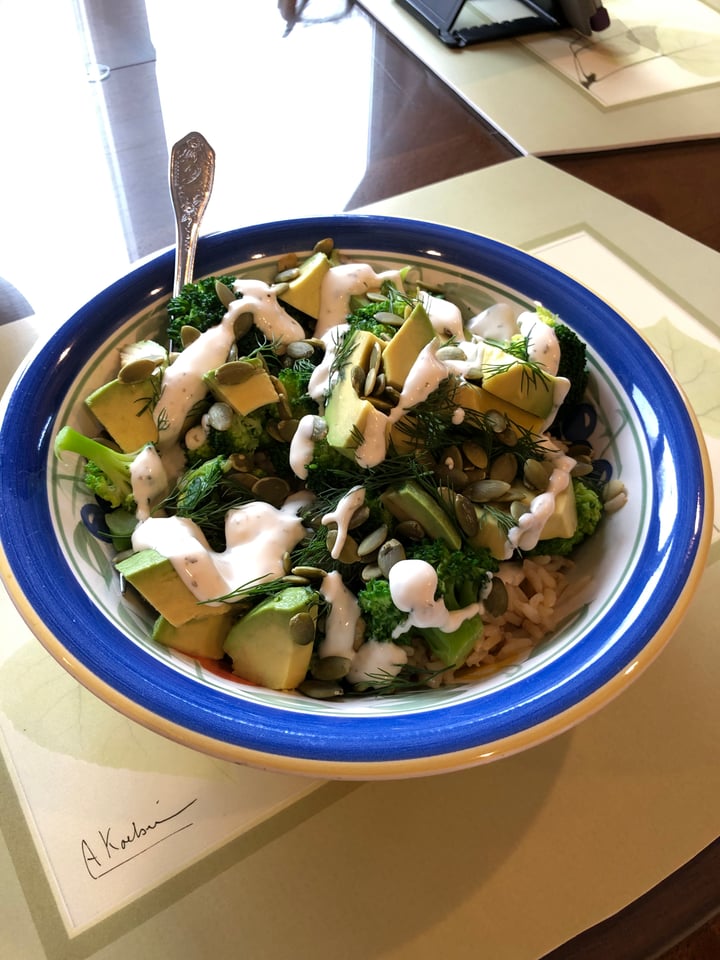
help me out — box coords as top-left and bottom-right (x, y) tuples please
(517, 312), (561, 375)
(322, 485), (365, 559)
(154, 315), (236, 450)
(388, 559), (481, 636)
(314, 264), (404, 338)
(289, 414), (320, 479)
(346, 639), (408, 687)
(387, 340), (450, 425)
(419, 290), (465, 341)
(130, 444), (169, 521)
(508, 446), (576, 552)
(318, 571), (361, 660)
(307, 324), (349, 403)
(467, 302), (517, 341)
(131, 500), (305, 604)
(229, 278), (305, 346)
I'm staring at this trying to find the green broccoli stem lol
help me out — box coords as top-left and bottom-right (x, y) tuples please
(54, 426), (141, 505)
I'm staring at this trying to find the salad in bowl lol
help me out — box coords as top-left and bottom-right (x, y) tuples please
(0, 215), (709, 777)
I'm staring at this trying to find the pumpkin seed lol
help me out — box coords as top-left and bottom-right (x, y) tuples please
(118, 357), (159, 383)
(484, 577), (509, 618)
(357, 524), (388, 558)
(298, 678), (344, 700)
(291, 565), (327, 580)
(465, 479), (512, 503)
(214, 279), (235, 307)
(462, 441), (488, 470)
(489, 452), (518, 484)
(604, 490), (628, 513)
(435, 465), (469, 490)
(439, 445), (464, 471)
(326, 528), (360, 563)
(349, 504), (371, 529)
(252, 476), (291, 507)
(361, 563), (382, 582)
(395, 519), (426, 541)
(486, 409), (508, 433)
(289, 612), (316, 646)
(351, 364), (366, 394)
(313, 237), (334, 255)
(180, 324), (202, 348)
(228, 452), (253, 473)
(274, 266), (300, 283)
(276, 252), (298, 273)
(435, 345), (466, 362)
(286, 340), (316, 360)
(312, 656), (351, 681)
(372, 371), (386, 396)
(207, 402), (234, 431)
(510, 499), (529, 520)
(571, 460), (595, 478)
(233, 311), (254, 339)
(310, 416), (328, 441)
(373, 310), (404, 327)
(377, 539), (406, 577)
(454, 493), (479, 537)
(524, 458), (549, 491)
(215, 360), (257, 385)
(282, 574), (310, 586)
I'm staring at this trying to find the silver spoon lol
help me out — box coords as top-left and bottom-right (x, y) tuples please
(169, 131), (216, 298)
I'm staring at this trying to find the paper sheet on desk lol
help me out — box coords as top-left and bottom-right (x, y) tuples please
(0, 227), (718, 945)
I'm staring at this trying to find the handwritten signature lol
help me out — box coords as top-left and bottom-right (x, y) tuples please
(81, 798), (198, 879)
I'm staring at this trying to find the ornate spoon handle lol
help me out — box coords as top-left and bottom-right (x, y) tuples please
(169, 132), (215, 296)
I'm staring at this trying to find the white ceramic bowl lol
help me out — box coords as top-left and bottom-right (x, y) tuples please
(0, 216), (712, 779)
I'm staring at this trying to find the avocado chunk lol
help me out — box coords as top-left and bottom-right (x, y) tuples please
(381, 480), (461, 550)
(381, 301), (435, 391)
(468, 507), (513, 561)
(152, 611), (234, 659)
(276, 250), (331, 320)
(454, 381), (545, 437)
(203, 358), (279, 416)
(223, 585), (319, 690)
(85, 378), (159, 452)
(419, 614), (482, 667)
(116, 548), (231, 627)
(480, 344), (559, 420)
(324, 330), (385, 453)
(511, 482), (578, 540)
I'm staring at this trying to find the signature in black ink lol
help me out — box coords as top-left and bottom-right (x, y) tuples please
(81, 798), (198, 879)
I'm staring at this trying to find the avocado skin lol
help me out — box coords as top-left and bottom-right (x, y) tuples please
(381, 480), (461, 550)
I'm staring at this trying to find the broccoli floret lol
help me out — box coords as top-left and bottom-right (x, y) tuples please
(277, 362), (316, 419)
(529, 479), (603, 557)
(303, 439), (364, 494)
(54, 426), (147, 512)
(357, 577), (409, 642)
(166, 276), (235, 348)
(536, 305), (588, 409)
(346, 284), (410, 338)
(407, 539), (498, 610)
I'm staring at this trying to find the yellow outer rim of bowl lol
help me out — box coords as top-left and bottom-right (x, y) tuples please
(0, 390), (714, 781)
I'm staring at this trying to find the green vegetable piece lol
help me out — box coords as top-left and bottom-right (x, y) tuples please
(529, 479), (602, 557)
(419, 613), (483, 668)
(85, 378), (159, 452)
(54, 425), (146, 512)
(276, 250), (331, 320)
(381, 480), (461, 550)
(116, 548), (231, 627)
(324, 330), (385, 453)
(152, 611), (234, 660)
(381, 301), (435, 391)
(481, 344), (558, 419)
(203, 359), (279, 416)
(223, 585), (319, 690)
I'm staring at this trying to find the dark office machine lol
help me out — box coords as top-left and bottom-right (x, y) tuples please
(396, 0), (610, 46)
